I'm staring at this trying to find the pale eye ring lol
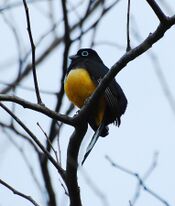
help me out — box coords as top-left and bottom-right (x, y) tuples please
(81, 51), (89, 56)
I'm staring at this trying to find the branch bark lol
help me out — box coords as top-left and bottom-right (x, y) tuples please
(0, 178), (41, 206)
(0, 94), (74, 126)
(66, 124), (88, 206)
(146, 0), (168, 22)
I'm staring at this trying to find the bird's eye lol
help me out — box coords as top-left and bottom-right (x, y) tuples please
(81, 51), (89, 57)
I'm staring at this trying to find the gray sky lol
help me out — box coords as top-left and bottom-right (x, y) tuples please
(0, 1), (175, 206)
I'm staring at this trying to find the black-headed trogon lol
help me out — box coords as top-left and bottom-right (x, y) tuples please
(64, 48), (127, 164)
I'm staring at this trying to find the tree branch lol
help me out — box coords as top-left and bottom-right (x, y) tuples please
(0, 178), (40, 206)
(23, 0), (42, 104)
(106, 155), (169, 206)
(146, 0), (168, 22)
(126, 0), (131, 51)
(66, 124), (88, 206)
(0, 94), (74, 126)
(74, 15), (175, 124)
(1, 1), (102, 94)
(0, 102), (66, 181)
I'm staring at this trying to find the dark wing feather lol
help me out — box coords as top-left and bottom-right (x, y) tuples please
(85, 59), (127, 124)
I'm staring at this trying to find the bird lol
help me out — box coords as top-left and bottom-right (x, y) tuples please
(64, 48), (127, 164)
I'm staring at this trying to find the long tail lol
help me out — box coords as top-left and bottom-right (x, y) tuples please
(81, 120), (106, 165)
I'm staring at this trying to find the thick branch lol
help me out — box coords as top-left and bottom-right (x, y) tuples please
(66, 123), (88, 206)
(74, 15), (175, 123)
(146, 0), (168, 22)
(0, 94), (74, 126)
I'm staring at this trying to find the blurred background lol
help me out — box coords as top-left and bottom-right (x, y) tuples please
(0, 0), (175, 206)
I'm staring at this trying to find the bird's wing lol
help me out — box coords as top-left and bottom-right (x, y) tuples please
(85, 60), (127, 120)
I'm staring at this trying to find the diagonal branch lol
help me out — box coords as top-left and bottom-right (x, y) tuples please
(146, 0), (168, 22)
(0, 102), (66, 181)
(106, 156), (170, 206)
(131, 152), (159, 205)
(0, 178), (40, 206)
(74, 15), (175, 124)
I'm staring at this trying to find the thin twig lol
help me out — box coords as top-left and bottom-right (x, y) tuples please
(46, 0), (72, 159)
(106, 155), (170, 206)
(37, 122), (59, 164)
(0, 122), (40, 154)
(0, 102), (66, 181)
(72, 0), (121, 42)
(56, 122), (62, 165)
(131, 152), (159, 205)
(23, 0), (43, 105)
(3, 128), (43, 193)
(59, 178), (69, 196)
(0, 178), (40, 206)
(1, 2), (104, 94)
(126, 0), (131, 51)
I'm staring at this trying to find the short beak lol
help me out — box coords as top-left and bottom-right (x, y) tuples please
(69, 54), (79, 60)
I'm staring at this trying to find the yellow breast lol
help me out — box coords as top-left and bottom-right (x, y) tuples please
(64, 68), (96, 108)
(64, 68), (106, 126)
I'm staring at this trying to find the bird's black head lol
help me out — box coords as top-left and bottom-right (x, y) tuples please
(69, 48), (103, 63)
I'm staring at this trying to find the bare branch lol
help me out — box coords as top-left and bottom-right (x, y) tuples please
(22, 0), (42, 104)
(0, 102), (66, 181)
(0, 178), (40, 206)
(1, 2), (104, 94)
(3, 128), (43, 194)
(126, 0), (131, 51)
(74, 15), (175, 124)
(0, 121), (40, 153)
(131, 152), (159, 205)
(66, 124), (88, 206)
(146, 0), (168, 22)
(106, 155), (170, 206)
(0, 94), (74, 126)
(37, 122), (59, 164)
